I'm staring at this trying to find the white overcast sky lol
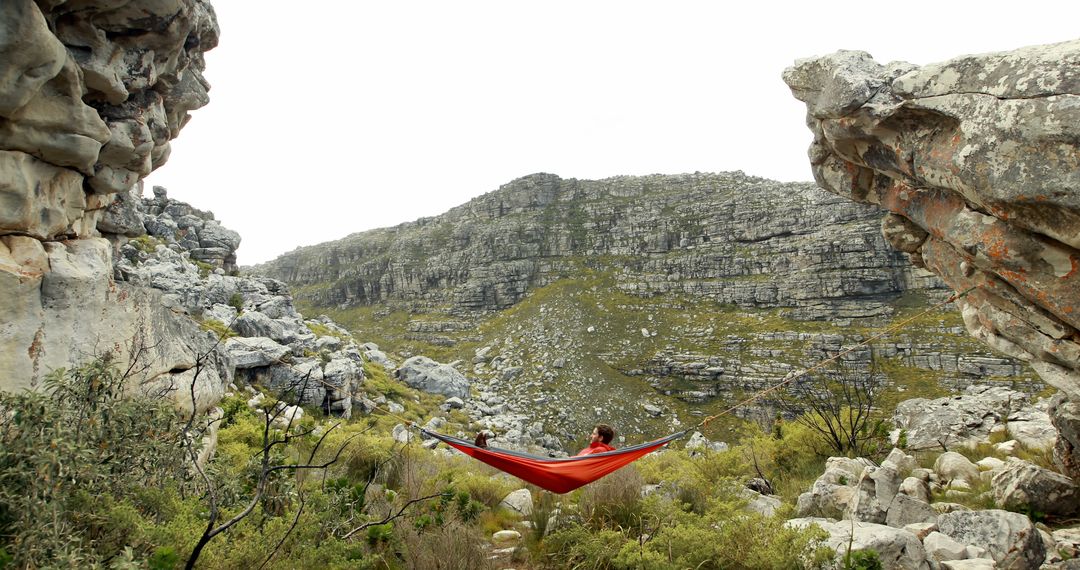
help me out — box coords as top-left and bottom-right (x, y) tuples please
(144, 1), (1079, 265)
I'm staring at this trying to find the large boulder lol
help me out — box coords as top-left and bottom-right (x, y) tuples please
(849, 465), (901, 524)
(225, 337), (290, 369)
(796, 467), (859, 519)
(394, 356), (470, 399)
(881, 448), (919, 477)
(892, 386), (1054, 451)
(785, 40), (1080, 483)
(499, 489), (533, 516)
(786, 518), (928, 570)
(934, 452), (980, 487)
(923, 531), (968, 563)
(1050, 394), (1080, 479)
(937, 510), (1045, 569)
(991, 459), (1080, 518)
(885, 494), (937, 529)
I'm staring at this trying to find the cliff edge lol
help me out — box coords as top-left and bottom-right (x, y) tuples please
(785, 40), (1080, 477)
(0, 0), (222, 410)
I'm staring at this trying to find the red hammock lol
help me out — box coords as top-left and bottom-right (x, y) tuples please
(420, 429), (687, 494)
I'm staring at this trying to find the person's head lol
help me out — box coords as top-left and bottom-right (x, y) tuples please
(591, 423), (615, 445)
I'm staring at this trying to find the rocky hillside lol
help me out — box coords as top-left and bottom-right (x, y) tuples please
(258, 172), (939, 319)
(784, 39), (1080, 478)
(255, 173), (1041, 443)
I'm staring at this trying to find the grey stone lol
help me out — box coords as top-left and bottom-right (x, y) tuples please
(785, 518), (928, 570)
(882, 448), (919, 477)
(232, 311), (286, 342)
(392, 423), (413, 444)
(937, 509), (1045, 569)
(499, 489), (532, 516)
(923, 531), (967, 562)
(395, 356), (470, 398)
(899, 477), (932, 504)
(365, 349), (395, 369)
(225, 337), (289, 369)
(741, 489), (781, 517)
(940, 561), (996, 570)
(849, 465), (901, 524)
(797, 467), (858, 519)
(885, 494), (937, 528)
(934, 452), (980, 487)
(991, 458), (1080, 518)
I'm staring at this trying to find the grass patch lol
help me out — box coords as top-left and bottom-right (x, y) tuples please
(199, 318), (236, 339)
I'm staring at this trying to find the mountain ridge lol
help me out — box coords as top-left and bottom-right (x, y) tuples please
(252, 171), (1039, 441)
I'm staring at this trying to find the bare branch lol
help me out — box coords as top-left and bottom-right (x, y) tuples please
(259, 491), (306, 570)
(341, 492), (450, 540)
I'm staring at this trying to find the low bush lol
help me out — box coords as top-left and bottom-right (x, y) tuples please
(0, 353), (192, 567)
(579, 465), (646, 528)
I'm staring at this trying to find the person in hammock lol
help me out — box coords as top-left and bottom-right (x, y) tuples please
(575, 423), (616, 456)
(474, 423), (617, 456)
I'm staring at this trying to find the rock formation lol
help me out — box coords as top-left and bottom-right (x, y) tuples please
(784, 40), (1080, 477)
(111, 186), (368, 416)
(0, 0), (221, 408)
(256, 172), (938, 320)
(792, 446), (1078, 569)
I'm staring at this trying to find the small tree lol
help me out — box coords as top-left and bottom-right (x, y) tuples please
(179, 349), (358, 569)
(778, 347), (888, 457)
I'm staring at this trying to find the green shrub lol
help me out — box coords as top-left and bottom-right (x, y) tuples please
(611, 506), (830, 569)
(129, 235), (162, 255)
(193, 259), (214, 278)
(0, 353), (189, 567)
(543, 525), (628, 570)
(147, 546), (180, 570)
(227, 292), (244, 311)
(843, 548), (883, 570)
(397, 514), (491, 569)
(308, 321), (352, 342)
(580, 466), (645, 528)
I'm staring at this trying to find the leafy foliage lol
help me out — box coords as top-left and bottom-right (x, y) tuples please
(0, 353), (188, 567)
(0, 350), (854, 569)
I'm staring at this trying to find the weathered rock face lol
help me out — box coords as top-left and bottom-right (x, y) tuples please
(257, 172), (936, 320)
(785, 41), (1080, 477)
(111, 187), (368, 416)
(0, 0), (219, 405)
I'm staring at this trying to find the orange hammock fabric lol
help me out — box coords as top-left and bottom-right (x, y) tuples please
(420, 429), (687, 494)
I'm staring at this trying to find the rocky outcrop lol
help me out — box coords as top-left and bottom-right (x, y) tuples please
(0, 0), (219, 407)
(892, 385), (1056, 451)
(991, 458), (1080, 518)
(394, 356), (470, 399)
(109, 188), (368, 415)
(791, 448), (1077, 569)
(785, 40), (1080, 477)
